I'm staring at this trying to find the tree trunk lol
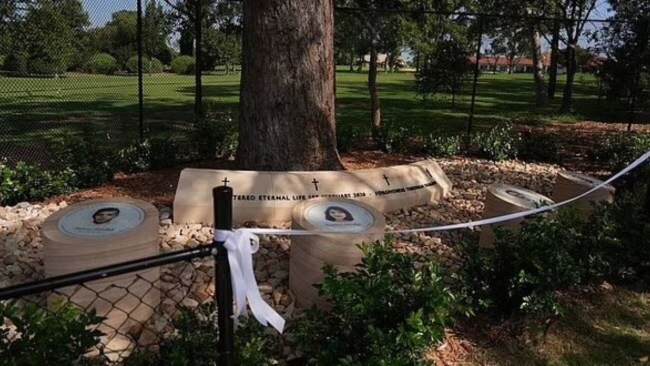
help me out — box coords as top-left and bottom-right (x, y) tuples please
(238, 0), (342, 171)
(547, 21), (560, 99)
(560, 41), (577, 112)
(529, 26), (548, 107)
(368, 42), (382, 137)
(349, 49), (354, 72)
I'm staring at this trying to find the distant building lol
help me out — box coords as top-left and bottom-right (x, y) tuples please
(468, 54), (553, 74)
(361, 54), (406, 69)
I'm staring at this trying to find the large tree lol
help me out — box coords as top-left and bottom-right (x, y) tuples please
(237, 0), (342, 171)
(553, 0), (598, 112)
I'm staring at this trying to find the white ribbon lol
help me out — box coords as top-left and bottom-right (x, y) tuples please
(213, 149), (650, 332)
(214, 230), (286, 333)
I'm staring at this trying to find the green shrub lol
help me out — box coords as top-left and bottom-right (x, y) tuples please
(193, 112), (238, 159)
(593, 133), (650, 171)
(376, 123), (416, 154)
(0, 161), (75, 206)
(470, 123), (520, 161)
(84, 53), (118, 75)
(170, 55), (195, 75)
(149, 137), (179, 169)
(57, 129), (116, 188)
(125, 57), (164, 74)
(124, 304), (278, 366)
(0, 301), (104, 366)
(461, 197), (650, 317)
(117, 138), (179, 173)
(421, 132), (462, 158)
(117, 140), (150, 174)
(27, 56), (64, 75)
(295, 237), (464, 365)
(3, 52), (28, 74)
(337, 125), (369, 153)
(149, 58), (163, 73)
(519, 131), (560, 163)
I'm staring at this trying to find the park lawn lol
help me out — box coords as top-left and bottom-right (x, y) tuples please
(0, 70), (621, 145)
(468, 287), (650, 365)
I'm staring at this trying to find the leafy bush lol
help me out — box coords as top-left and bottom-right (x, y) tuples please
(295, 237), (464, 365)
(470, 123), (520, 161)
(421, 132), (462, 158)
(126, 57), (164, 74)
(593, 133), (650, 171)
(84, 53), (118, 75)
(117, 140), (151, 174)
(3, 52), (28, 74)
(0, 301), (104, 365)
(193, 112), (238, 159)
(0, 161), (75, 206)
(461, 197), (650, 317)
(170, 55), (195, 75)
(519, 131), (560, 163)
(124, 304), (278, 366)
(149, 137), (180, 169)
(376, 123), (416, 153)
(148, 58), (164, 73)
(57, 129), (116, 188)
(28, 56), (65, 75)
(337, 125), (368, 153)
(117, 138), (179, 173)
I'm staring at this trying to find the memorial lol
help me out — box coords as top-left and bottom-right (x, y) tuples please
(552, 171), (615, 215)
(289, 198), (385, 308)
(479, 184), (554, 247)
(41, 198), (160, 360)
(174, 160), (452, 225)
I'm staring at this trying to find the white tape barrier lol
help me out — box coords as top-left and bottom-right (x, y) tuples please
(215, 150), (650, 333)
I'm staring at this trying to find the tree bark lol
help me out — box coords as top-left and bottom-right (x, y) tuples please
(349, 49), (354, 72)
(368, 41), (382, 136)
(560, 41), (577, 112)
(547, 21), (560, 99)
(238, 0), (342, 171)
(529, 26), (548, 107)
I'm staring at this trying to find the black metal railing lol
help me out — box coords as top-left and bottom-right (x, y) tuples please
(0, 186), (236, 365)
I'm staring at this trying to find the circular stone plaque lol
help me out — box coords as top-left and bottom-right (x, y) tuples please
(58, 202), (145, 238)
(290, 198), (385, 309)
(304, 202), (376, 233)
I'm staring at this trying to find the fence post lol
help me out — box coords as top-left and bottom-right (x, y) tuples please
(213, 186), (235, 365)
(467, 17), (482, 138)
(136, 0), (145, 142)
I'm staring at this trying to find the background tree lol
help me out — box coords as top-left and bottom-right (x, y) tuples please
(487, 28), (528, 73)
(598, 0), (649, 118)
(9, 0), (77, 74)
(0, 1), (20, 59)
(143, 0), (173, 64)
(553, 0), (598, 112)
(238, 0), (342, 170)
(336, 0), (408, 139)
(416, 38), (472, 106)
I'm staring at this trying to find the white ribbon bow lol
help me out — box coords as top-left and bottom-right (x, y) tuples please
(214, 229), (286, 333)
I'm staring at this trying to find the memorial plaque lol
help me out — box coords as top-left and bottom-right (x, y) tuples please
(174, 160), (452, 225)
(290, 198), (386, 308)
(41, 198), (160, 360)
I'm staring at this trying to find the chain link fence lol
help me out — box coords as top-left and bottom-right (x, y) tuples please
(0, 244), (218, 364)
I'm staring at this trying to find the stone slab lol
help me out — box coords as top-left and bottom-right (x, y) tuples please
(173, 160), (452, 225)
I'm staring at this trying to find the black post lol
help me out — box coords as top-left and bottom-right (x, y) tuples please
(137, 0), (145, 141)
(194, 0), (204, 120)
(467, 18), (482, 138)
(213, 186), (235, 366)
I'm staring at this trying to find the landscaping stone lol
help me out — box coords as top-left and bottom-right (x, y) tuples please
(0, 157), (560, 365)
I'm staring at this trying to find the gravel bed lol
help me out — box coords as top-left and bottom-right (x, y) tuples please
(0, 157), (560, 362)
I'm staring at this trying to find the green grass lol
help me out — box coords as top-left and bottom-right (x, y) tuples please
(471, 288), (650, 365)
(0, 70), (627, 148)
